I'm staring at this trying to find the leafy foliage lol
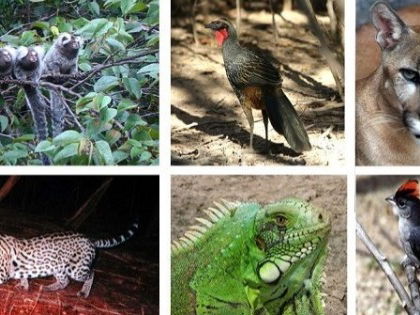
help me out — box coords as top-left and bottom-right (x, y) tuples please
(0, 0), (159, 165)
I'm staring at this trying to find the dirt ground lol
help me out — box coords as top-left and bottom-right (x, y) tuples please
(356, 176), (419, 315)
(171, 175), (347, 314)
(171, 9), (344, 166)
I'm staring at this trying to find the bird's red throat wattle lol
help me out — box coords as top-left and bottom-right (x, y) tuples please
(215, 29), (229, 46)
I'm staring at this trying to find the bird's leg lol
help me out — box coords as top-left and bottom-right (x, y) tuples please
(242, 105), (254, 150)
(262, 110), (269, 153)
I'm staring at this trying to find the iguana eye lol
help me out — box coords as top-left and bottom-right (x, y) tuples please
(401, 69), (420, 83)
(275, 215), (287, 227)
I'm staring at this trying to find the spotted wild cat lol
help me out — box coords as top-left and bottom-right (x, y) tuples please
(0, 222), (138, 297)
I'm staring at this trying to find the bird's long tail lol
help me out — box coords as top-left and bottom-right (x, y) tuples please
(262, 87), (311, 152)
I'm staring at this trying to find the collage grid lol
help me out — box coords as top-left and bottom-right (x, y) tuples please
(3, 0), (420, 314)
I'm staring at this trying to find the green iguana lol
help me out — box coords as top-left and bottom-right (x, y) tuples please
(171, 198), (331, 315)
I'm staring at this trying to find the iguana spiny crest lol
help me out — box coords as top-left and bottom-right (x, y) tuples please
(171, 198), (331, 315)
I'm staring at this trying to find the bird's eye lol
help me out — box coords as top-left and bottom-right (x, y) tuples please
(397, 199), (407, 208)
(275, 215), (287, 227)
(401, 69), (420, 83)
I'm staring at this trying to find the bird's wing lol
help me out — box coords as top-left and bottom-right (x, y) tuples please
(407, 229), (420, 265)
(226, 51), (280, 87)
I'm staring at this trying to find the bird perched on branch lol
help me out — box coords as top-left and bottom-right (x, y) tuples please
(387, 179), (420, 267)
(205, 18), (311, 153)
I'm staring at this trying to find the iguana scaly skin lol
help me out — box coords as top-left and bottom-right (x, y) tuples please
(171, 198), (331, 315)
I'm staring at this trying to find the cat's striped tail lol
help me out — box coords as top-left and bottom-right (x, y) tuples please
(93, 221), (139, 248)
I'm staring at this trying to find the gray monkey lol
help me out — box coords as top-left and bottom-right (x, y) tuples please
(43, 33), (83, 137)
(0, 46), (17, 78)
(14, 46), (49, 165)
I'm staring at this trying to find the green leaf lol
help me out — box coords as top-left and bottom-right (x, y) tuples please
(35, 141), (56, 153)
(117, 99), (137, 112)
(0, 115), (8, 132)
(121, 0), (136, 15)
(127, 138), (142, 147)
(95, 140), (114, 165)
(94, 76), (119, 92)
(14, 134), (34, 142)
(106, 129), (121, 145)
(20, 31), (37, 46)
(0, 35), (20, 46)
(53, 143), (79, 163)
(53, 130), (82, 146)
(138, 63), (158, 79)
(89, 1), (100, 16)
(124, 114), (147, 130)
(32, 21), (50, 31)
(140, 151), (152, 161)
(3, 149), (28, 161)
(100, 108), (118, 123)
(130, 145), (142, 159)
(113, 150), (129, 163)
(123, 77), (142, 99)
(106, 38), (126, 52)
(76, 18), (113, 38)
(79, 63), (92, 71)
(128, 2), (147, 13)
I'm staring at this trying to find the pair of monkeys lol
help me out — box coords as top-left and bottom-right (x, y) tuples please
(0, 33), (83, 164)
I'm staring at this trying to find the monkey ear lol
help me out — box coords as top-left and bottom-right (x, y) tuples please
(76, 36), (84, 47)
(4, 46), (16, 61)
(371, 1), (410, 50)
(16, 46), (29, 59)
(33, 46), (45, 59)
(60, 33), (72, 45)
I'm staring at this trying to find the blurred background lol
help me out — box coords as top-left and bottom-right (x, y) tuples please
(356, 176), (416, 314)
(172, 175), (347, 314)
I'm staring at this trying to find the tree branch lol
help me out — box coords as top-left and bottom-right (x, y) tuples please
(356, 220), (418, 315)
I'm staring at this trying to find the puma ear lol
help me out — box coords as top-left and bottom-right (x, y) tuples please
(371, 1), (409, 50)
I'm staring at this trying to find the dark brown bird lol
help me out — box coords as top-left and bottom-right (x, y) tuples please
(205, 19), (311, 153)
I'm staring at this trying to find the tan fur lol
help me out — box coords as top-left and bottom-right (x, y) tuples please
(356, 5), (420, 80)
(357, 4), (420, 165)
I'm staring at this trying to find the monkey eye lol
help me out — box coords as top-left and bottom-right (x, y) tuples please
(397, 199), (407, 208)
(275, 215), (287, 227)
(401, 69), (420, 83)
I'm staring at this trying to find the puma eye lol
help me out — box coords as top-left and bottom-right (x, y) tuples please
(275, 215), (287, 227)
(401, 69), (420, 83)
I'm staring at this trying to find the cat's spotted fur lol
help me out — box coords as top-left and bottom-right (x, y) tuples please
(0, 222), (138, 297)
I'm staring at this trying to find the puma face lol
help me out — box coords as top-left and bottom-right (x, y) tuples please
(372, 2), (420, 139)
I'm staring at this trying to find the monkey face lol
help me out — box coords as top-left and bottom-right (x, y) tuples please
(60, 33), (83, 57)
(17, 48), (40, 71)
(0, 49), (13, 72)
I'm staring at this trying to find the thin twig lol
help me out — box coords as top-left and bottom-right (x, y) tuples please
(58, 93), (85, 132)
(356, 220), (418, 315)
(405, 263), (420, 310)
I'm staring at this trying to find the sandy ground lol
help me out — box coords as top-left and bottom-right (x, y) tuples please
(171, 175), (347, 314)
(356, 176), (419, 315)
(171, 10), (344, 166)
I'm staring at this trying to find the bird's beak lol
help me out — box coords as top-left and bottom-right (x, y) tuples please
(205, 21), (219, 31)
(385, 195), (396, 205)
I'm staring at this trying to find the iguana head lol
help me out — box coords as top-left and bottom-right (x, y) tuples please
(249, 198), (331, 307)
(171, 198), (331, 314)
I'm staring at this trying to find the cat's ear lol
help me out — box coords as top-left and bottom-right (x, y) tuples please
(371, 1), (410, 49)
